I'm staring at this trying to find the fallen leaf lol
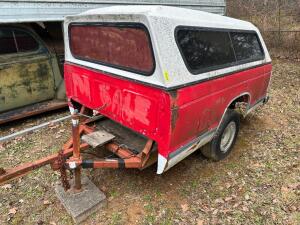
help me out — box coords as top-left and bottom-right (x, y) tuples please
(57, 129), (65, 134)
(181, 203), (189, 212)
(281, 186), (290, 194)
(37, 220), (44, 225)
(225, 197), (233, 202)
(101, 186), (107, 192)
(215, 198), (224, 204)
(197, 219), (204, 225)
(245, 194), (250, 200)
(288, 183), (300, 190)
(233, 203), (240, 208)
(289, 206), (297, 212)
(2, 184), (12, 190)
(225, 183), (231, 189)
(8, 207), (17, 215)
(43, 200), (51, 205)
(212, 209), (218, 215)
(242, 206), (249, 212)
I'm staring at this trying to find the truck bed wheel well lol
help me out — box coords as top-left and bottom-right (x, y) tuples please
(229, 95), (250, 108)
(228, 94), (250, 116)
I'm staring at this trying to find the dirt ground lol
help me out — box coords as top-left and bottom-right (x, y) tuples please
(0, 59), (299, 225)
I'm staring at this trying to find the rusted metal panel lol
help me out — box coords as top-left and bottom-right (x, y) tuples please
(0, 0), (226, 24)
(0, 54), (55, 112)
(0, 100), (67, 125)
(0, 24), (66, 123)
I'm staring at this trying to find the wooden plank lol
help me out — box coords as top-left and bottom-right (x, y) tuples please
(81, 130), (115, 148)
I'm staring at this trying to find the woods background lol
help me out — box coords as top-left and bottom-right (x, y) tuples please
(227, 0), (300, 59)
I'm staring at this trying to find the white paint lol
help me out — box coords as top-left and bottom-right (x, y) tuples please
(156, 154), (168, 174)
(64, 5), (271, 89)
(93, 110), (99, 116)
(69, 106), (75, 115)
(72, 119), (79, 126)
(156, 130), (215, 174)
(69, 161), (77, 169)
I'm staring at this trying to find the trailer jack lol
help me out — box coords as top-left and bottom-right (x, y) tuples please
(0, 111), (154, 192)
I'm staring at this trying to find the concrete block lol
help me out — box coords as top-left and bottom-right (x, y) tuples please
(55, 176), (106, 224)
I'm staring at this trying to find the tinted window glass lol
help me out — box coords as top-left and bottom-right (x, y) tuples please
(14, 29), (39, 52)
(0, 28), (17, 54)
(230, 32), (264, 61)
(70, 24), (155, 75)
(176, 29), (236, 74)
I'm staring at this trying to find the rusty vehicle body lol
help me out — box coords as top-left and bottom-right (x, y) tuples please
(0, 6), (272, 192)
(0, 24), (67, 124)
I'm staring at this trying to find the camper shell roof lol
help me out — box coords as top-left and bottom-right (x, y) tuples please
(64, 5), (271, 89)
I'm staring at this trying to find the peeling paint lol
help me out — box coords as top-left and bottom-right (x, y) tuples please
(0, 54), (55, 112)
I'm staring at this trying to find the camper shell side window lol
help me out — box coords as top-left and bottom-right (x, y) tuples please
(68, 23), (156, 76)
(175, 26), (265, 75)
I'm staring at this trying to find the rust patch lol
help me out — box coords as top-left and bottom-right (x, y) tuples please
(171, 107), (179, 130)
(168, 90), (179, 130)
(0, 100), (67, 125)
(0, 96), (5, 104)
(0, 57), (56, 113)
(37, 63), (49, 78)
(169, 90), (178, 99)
(168, 90), (178, 107)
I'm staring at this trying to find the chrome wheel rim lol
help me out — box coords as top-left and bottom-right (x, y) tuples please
(220, 121), (236, 153)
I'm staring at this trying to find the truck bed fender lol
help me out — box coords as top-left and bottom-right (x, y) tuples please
(216, 92), (251, 132)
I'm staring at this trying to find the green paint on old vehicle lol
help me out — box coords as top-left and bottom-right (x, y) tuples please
(0, 25), (65, 114)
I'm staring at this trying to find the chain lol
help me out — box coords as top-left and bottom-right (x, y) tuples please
(57, 149), (70, 191)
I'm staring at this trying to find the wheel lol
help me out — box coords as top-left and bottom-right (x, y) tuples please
(201, 109), (240, 161)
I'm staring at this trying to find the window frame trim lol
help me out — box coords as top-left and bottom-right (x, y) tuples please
(68, 22), (156, 76)
(174, 26), (265, 75)
(0, 27), (18, 55)
(13, 27), (40, 53)
(0, 26), (41, 56)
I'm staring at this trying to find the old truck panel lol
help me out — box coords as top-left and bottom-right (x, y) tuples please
(65, 63), (272, 159)
(169, 63), (272, 152)
(0, 53), (55, 112)
(64, 63), (172, 157)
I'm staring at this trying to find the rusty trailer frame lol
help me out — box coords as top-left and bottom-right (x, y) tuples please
(0, 110), (154, 191)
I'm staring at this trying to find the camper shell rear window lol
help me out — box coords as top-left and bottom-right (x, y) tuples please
(69, 23), (155, 76)
(175, 26), (265, 75)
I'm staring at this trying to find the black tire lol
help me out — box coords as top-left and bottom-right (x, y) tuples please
(201, 109), (240, 161)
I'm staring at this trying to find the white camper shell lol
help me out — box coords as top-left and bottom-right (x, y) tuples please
(64, 5), (271, 89)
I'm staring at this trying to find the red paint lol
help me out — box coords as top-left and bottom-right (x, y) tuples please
(64, 63), (272, 158)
